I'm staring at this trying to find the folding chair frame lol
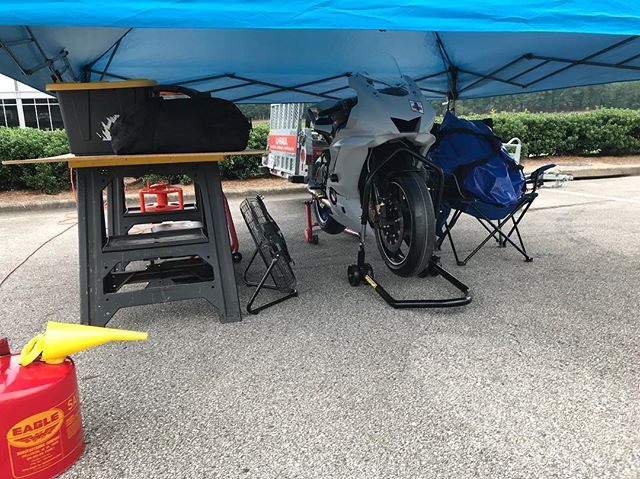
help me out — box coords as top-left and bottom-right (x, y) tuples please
(436, 164), (555, 266)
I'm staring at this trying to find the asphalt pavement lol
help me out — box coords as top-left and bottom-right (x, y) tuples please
(0, 176), (639, 478)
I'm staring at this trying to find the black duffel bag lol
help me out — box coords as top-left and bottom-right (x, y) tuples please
(110, 86), (251, 154)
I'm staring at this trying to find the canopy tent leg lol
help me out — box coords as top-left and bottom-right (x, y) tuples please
(0, 26), (76, 81)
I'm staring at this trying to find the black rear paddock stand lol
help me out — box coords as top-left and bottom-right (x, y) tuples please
(347, 146), (471, 308)
(347, 245), (472, 309)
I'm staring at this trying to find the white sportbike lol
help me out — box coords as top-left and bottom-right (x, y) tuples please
(307, 72), (443, 279)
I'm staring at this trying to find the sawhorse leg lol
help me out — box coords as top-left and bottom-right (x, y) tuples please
(76, 168), (109, 325)
(197, 163), (242, 323)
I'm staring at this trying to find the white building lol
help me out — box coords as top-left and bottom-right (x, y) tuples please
(0, 74), (62, 130)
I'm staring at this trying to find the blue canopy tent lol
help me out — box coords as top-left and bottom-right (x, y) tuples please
(0, 1), (638, 319)
(0, 1), (638, 103)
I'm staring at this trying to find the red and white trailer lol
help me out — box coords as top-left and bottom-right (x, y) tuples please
(261, 103), (318, 183)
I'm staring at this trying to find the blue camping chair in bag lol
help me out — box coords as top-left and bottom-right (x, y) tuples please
(430, 112), (555, 266)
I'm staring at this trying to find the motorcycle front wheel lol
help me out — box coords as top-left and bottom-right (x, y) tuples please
(374, 171), (435, 277)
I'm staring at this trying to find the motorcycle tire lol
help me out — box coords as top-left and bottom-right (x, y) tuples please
(374, 171), (435, 277)
(313, 198), (345, 235)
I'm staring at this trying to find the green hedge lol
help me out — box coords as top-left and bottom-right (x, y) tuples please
(466, 108), (640, 157)
(220, 123), (269, 179)
(2, 109), (640, 193)
(0, 128), (70, 193)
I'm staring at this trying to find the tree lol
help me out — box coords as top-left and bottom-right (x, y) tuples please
(453, 81), (640, 114)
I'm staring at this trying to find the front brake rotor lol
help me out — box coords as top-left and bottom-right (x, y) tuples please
(378, 198), (404, 252)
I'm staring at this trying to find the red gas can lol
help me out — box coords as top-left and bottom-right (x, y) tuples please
(0, 352), (84, 479)
(0, 324), (146, 478)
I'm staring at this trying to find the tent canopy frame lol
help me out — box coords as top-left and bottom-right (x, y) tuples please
(1, 27), (639, 103)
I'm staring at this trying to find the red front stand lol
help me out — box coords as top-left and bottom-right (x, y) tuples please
(138, 182), (242, 263)
(303, 198), (360, 245)
(224, 194), (242, 262)
(304, 199), (319, 244)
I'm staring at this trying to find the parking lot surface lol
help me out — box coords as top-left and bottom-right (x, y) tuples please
(1, 176), (639, 478)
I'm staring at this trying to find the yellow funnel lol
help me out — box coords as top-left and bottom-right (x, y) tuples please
(19, 321), (148, 366)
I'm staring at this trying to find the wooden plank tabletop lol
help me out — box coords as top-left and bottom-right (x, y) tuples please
(2, 150), (267, 168)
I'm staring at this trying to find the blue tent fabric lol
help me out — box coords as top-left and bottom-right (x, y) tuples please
(1, 1), (640, 34)
(0, 2), (638, 102)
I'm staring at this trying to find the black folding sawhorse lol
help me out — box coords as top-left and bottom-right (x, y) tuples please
(11, 150), (263, 327)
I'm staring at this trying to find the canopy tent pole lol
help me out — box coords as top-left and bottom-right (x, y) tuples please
(434, 32), (459, 111)
(526, 54), (640, 70)
(215, 73), (348, 101)
(0, 26), (77, 81)
(458, 35), (640, 95)
(522, 35), (639, 88)
(97, 36), (125, 81)
(6, 25), (638, 104)
(229, 73), (349, 102)
(421, 33), (640, 103)
(415, 70), (449, 97)
(174, 73), (231, 86)
(457, 66), (527, 90)
(498, 56), (545, 84)
(457, 56), (529, 94)
(208, 80), (255, 94)
(81, 28), (132, 81)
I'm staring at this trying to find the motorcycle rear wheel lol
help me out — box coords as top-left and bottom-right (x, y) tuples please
(313, 198), (346, 235)
(374, 172), (435, 277)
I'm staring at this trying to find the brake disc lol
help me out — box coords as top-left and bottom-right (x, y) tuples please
(379, 199), (404, 252)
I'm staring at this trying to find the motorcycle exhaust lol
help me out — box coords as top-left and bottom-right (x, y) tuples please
(320, 198), (332, 209)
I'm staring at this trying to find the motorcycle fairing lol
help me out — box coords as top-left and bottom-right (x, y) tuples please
(324, 73), (436, 230)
